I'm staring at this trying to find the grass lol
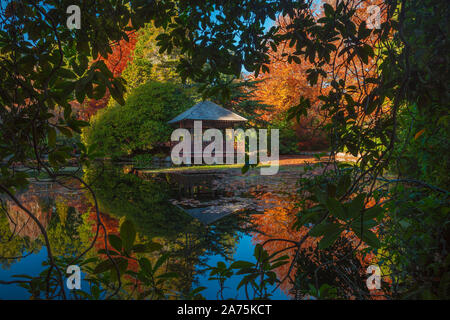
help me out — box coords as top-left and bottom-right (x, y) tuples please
(135, 162), (317, 174)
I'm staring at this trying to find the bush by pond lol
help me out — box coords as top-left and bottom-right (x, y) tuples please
(82, 81), (196, 159)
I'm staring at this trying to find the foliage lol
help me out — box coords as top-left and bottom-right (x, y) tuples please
(153, 0), (448, 298)
(91, 218), (179, 298)
(0, 207), (40, 269)
(121, 22), (182, 91)
(381, 187), (449, 299)
(132, 154), (154, 168)
(277, 120), (301, 154)
(293, 236), (374, 299)
(248, 23), (331, 150)
(1, 0), (449, 300)
(82, 81), (195, 158)
(271, 116), (326, 154)
(83, 164), (192, 238)
(208, 244), (289, 300)
(72, 31), (138, 120)
(205, 78), (271, 128)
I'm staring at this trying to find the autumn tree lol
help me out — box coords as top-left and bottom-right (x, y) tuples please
(2, 0), (448, 300)
(250, 0), (383, 151)
(73, 31), (137, 120)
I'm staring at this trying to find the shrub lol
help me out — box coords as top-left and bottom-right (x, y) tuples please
(272, 117), (329, 154)
(82, 81), (196, 159)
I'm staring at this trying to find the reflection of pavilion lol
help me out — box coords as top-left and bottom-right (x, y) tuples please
(168, 100), (247, 162)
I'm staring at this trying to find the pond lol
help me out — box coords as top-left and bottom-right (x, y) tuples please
(0, 164), (307, 300)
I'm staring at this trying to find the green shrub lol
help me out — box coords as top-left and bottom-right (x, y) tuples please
(132, 154), (154, 167)
(82, 81), (195, 159)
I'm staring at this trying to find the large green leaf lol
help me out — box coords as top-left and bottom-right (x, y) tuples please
(310, 222), (341, 237)
(120, 219), (136, 252)
(326, 197), (347, 220)
(108, 234), (123, 252)
(94, 257), (127, 274)
(353, 227), (381, 248)
(318, 230), (341, 249)
(364, 205), (385, 220)
(347, 193), (366, 219)
(230, 261), (255, 269)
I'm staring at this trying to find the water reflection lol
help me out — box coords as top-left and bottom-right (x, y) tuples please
(0, 164), (296, 299)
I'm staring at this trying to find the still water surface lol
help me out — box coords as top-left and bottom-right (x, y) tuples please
(0, 165), (303, 299)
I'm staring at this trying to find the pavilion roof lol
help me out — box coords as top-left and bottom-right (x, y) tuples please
(167, 100), (247, 124)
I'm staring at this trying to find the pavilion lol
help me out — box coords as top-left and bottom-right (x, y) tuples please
(168, 100), (247, 163)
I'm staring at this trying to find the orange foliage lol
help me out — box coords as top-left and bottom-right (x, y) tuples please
(250, 0), (384, 150)
(74, 31), (137, 120)
(251, 191), (387, 298)
(251, 195), (317, 296)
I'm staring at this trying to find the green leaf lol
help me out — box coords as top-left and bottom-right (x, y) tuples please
(254, 244), (268, 262)
(93, 260), (114, 274)
(190, 286), (206, 295)
(57, 126), (73, 138)
(319, 230), (341, 249)
(217, 261), (227, 270)
(364, 205), (384, 220)
(120, 219), (136, 252)
(270, 41), (277, 52)
(237, 274), (258, 290)
(108, 234), (122, 252)
(326, 198), (347, 220)
(357, 229), (380, 248)
(310, 222), (341, 238)
(97, 249), (120, 256)
(358, 21), (371, 39)
(139, 258), (153, 276)
(323, 3), (334, 17)
(75, 81), (86, 103)
(230, 261), (255, 269)
(64, 104), (72, 121)
(153, 254), (168, 272)
(157, 272), (179, 279)
(270, 254), (289, 263)
(48, 150), (68, 166)
(347, 193), (366, 218)
(337, 174), (351, 197)
(94, 258), (127, 274)
(131, 242), (162, 253)
(269, 260), (289, 269)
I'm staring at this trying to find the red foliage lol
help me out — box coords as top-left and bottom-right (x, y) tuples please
(74, 31), (137, 120)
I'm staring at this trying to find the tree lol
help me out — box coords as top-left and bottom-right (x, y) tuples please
(121, 22), (182, 91)
(0, 0), (186, 298)
(207, 77), (271, 128)
(152, 0), (448, 298)
(75, 31), (138, 120)
(248, 22), (330, 150)
(1, 0), (448, 299)
(82, 80), (196, 158)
